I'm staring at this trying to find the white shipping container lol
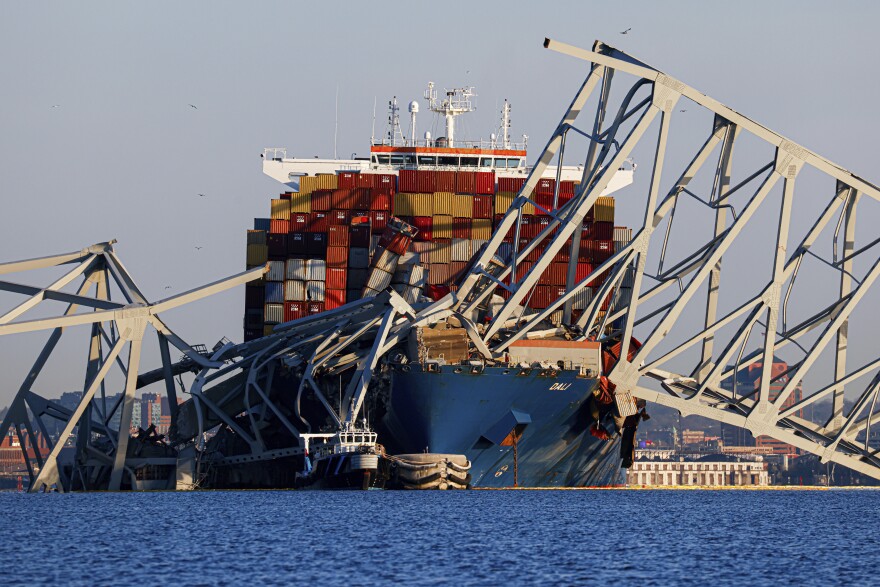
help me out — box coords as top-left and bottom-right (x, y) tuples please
(306, 280), (326, 301)
(613, 227), (632, 243)
(264, 303), (284, 324)
(402, 285), (421, 304)
(399, 251), (421, 265)
(267, 260), (285, 282)
(285, 280), (306, 301)
(451, 238), (471, 262)
(373, 249), (400, 274)
(305, 259), (326, 281)
(286, 258), (306, 281)
(361, 286), (381, 299)
(366, 267), (393, 291)
(471, 239), (489, 257)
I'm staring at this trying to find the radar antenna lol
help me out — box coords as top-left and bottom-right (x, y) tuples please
(424, 82), (476, 148)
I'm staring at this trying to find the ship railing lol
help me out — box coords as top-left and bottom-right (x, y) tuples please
(371, 139), (528, 150)
(263, 147), (287, 161)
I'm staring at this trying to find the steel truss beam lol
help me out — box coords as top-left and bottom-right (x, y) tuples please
(0, 242), (266, 491)
(451, 39), (880, 480)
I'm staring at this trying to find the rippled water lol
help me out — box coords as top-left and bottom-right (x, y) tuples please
(1, 489), (878, 586)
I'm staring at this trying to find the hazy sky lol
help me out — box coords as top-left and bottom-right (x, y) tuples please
(1, 1), (879, 407)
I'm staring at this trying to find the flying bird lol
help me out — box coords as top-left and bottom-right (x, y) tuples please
(621, 28), (631, 34)
(198, 193), (207, 197)
(679, 109), (687, 113)
(188, 104), (198, 110)
(50, 104), (60, 108)
(164, 286), (172, 290)
(194, 246), (203, 251)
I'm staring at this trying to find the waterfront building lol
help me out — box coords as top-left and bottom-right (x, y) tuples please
(627, 454), (769, 487)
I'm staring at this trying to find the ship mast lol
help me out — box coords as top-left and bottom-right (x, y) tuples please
(501, 99), (511, 149)
(424, 82), (475, 148)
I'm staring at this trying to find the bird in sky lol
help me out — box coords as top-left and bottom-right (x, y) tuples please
(195, 246), (203, 251)
(164, 286), (172, 290)
(621, 28), (631, 34)
(50, 104), (60, 108)
(198, 193), (207, 197)
(188, 104), (198, 109)
(679, 109), (687, 113)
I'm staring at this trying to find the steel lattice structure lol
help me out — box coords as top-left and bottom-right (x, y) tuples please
(453, 39), (880, 479)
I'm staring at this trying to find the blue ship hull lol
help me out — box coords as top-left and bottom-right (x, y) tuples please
(380, 365), (623, 488)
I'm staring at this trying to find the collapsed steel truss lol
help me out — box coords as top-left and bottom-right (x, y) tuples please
(0, 242), (266, 491)
(455, 39), (880, 479)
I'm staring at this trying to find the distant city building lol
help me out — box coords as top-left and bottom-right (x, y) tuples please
(719, 357), (802, 456)
(627, 453), (769, 486)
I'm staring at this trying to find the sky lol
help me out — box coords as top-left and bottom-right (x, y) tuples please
(1, 0), (879, 408)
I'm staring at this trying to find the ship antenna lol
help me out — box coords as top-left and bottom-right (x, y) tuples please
(501, 99), (511, 150)
(371, 96), (377, 145)
(334, 83), (339, 159)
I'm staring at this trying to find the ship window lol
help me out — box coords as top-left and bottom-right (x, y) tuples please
(390, 155), (406, 165)
(404, 155), (416, 166)
(508, 158), (522, 168)
(418, 155), (437, 166)
(494, 158), (507, 168)
(438, 156), (458, 167)
(376, 155), (390, 164)
(481, 157), (493, 167)
(461, 157), (478, 167)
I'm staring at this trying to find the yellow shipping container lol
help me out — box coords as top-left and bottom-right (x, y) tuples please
(594, 196), (615, 222)
(495, 191), (515, 215)
(270, 199), (290, 220)
(299, 176), (318, 195)
(453, 194), (472, 217)
(472, 218), (493, 240)
(289, 192), (311, 213)
(432, 214), (453, 239)
(246, 244), (269, 265)
(411, 193), (433, 217)
(246, 230), (267, 245)
(394, 193), (412, 216)
(315, 174), (338, 190)
(432, 240), (452, 264)
(433, 192), (455, 216)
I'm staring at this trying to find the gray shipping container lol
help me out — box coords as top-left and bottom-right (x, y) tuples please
(267, 260), (286, 282)
(451, 238), (471, 262)
(286, 258), (306, 281)
(305, 259), (326, 281)
(264, 303), (284, 324)
(392, 263), (427, 286)
(402, 285), (422, 305)
(285, 280), (305, 301)
(366, 267), (393, 291)
(370, 236), (381, 256)
(571, 287), (593, 310)
(349, 248), (370, 269)
(306, 280), (326, 301)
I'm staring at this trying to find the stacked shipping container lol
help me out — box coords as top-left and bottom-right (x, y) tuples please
(244, 169), (627, 340)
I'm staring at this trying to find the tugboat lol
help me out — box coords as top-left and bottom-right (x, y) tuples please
(296, 424), (386, 490)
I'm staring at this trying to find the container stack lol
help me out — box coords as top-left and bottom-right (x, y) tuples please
(244, 169), (623, 340)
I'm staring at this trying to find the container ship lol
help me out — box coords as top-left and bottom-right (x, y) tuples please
(243, 85), (636, 487)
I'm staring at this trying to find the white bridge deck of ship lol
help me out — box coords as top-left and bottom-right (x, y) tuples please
(3, 38), (880, 490)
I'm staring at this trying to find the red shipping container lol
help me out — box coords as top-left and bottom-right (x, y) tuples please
(351, 211), (370, 225)
(519, 238), (544, 262)
(560, 180), (576, 195)
(331, 188), (354, 210)
(578, 240), (593, 261)
(536, 178), (555, 197)
(579, 222), (595, 242)
(269, 219), (289, 234)
(535, 191), (556, 212)
(533, 285), (552, 309)
(279, 192), (292, 201)
(290, 212), (309, 233)
(413, 216), (433, 242)
(398, 169), (418, 193)
(325, 288), (346, 310)
(284, 301), (305, 322)
(308, 212), (329, 233)
(557, 192), (574, 209)
(328, 209), (350, 226)
(519, 216), (538, 239)
(307, 302), (325, 315)
(555, 243), (571, 263)
(498, 176), (526, 193)
(327, 246), (349, 268)
(338, 172), (358, 189)
(350, 225), (371, 248)
(452, 217), (471, 239)
(371, 190), (392, 211)
(472, 195), (493, 219)
(551, 285), (567, 305)
(373, 173), (396, 195)
(593, 221), (614, 241)
(379, 232), (411, 255)
(328, 225), (350, 247)
(288, 232), (307, 255)
(417, 170), (437, 192)
(549, 262), (568, 286)
(435, 170), (456, 192)
(593, 239), (614, 263)
(450, 261), (468, 283)
(428, 263), (451, 285)
(475, 171), (495, 195)
(455, 171), (476, 194)
(353, 187), (372, 210)
(312, 189), (332, 211)
(326, 268), (347, 290)
(369, 210), (389, 232)
(356, 173), (376, 189)
(575, 262), (594, 283)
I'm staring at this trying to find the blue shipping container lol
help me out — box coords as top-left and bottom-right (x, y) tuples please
(254, 218), (271, 231)
(264, 281), (284, 303)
